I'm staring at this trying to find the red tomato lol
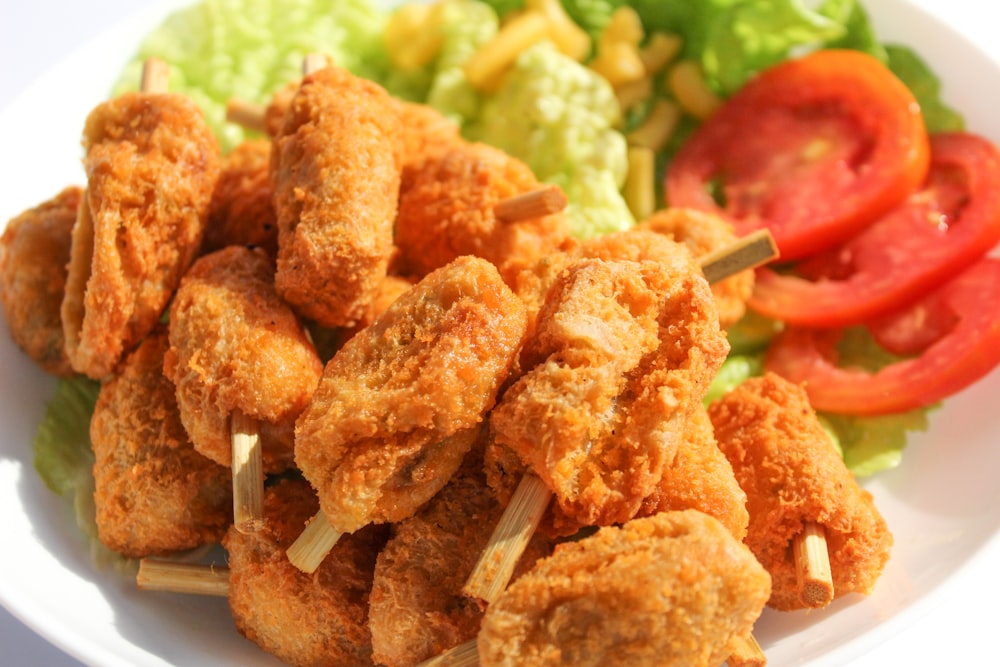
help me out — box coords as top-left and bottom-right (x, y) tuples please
(665, 49), (930, 260)
(763, 258), (1000, 415)
(748, 133), (1000, 327)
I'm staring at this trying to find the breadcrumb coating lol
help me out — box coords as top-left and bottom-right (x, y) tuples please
(0, 186), (81, 376)
(202, 138), (278, 257)
(708, 372), (893, 610)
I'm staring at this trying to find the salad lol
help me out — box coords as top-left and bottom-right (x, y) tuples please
(3, 0), (1000, 665)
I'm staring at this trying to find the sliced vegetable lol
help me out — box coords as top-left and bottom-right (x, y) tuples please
(764, 258), (1000, 415)
(665, 48), (930, 260)
(749, 132), (1000, 327)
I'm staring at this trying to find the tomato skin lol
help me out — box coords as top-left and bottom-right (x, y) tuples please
(763, 258), (1000, 415)
(666, 49), (930, 261)
(748, 132), (1000, 328)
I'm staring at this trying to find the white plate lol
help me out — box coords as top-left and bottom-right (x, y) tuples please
(0, 0), (997, 665)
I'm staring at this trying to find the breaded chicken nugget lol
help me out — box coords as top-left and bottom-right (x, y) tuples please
(637, 404), (749, 541)
(638, 207), (754, 328)
(62, 89), (219, 380)
(0, 186), (81, 376)
(394, 141), (572, 285)
(295, 256), (527, 538)
(708, 372), (893, 610)
(490, 257), (728, 528)
(477, 510), (771, 667)
(201, 138), (278, 258)
(223, 476), (386, 667)
(165, 245), (322, 473)
(270, 65), (402, 328)
(369, 442), (553, 667)
(394, 98), (463, 176)
(91, 326), (231, 558)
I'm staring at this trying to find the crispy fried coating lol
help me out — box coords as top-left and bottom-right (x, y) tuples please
(62, 91), (219, 380)
(637, 404), (749, 542)
(201, 138), (278, 257)
(90, 327), (231, 558)
(477, 510), (771, 667)
(707, 372), (893, 610)
(394, 99), (463, 176)
(295, 256), (528, 535)
(490, 257), (729, 528)
(263, 81), (299, 138)
(165, 245), (322, 472)
(0, 186), (81, 376)
(369, 443), (553, 667)
(270, 66), (402, 328)
(394, 141), (572, 285)
(224, 477), (386, 667)
(638, 207), (754, 328)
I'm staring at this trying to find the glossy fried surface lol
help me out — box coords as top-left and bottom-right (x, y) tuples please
(295, 256), (527, 534)
(202, 138), (278, 257)
(90, 327), (231, 558)
(224, 476), (386, 667)
(395, 141), (572, 285)
(708, 372), (893, 610)
(477, 510), (771, 667)
(395, 99), (463, 177)
(270, 65), (401, 328)
(638, 207), (754, 328)
(165, 245), (322, 472)
(637, 404), (749, 542)
(369, 444), (553, 667)
(490, 257), (728, 528)
(0, 186), (81, 376)
(62, 91), (219, 380)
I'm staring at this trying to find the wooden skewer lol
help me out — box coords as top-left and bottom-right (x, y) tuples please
(231, 409), (265, 533)
(137, 559), (230, 597)
(415, 639), (480, 667)
(699, 228), (778, 284)
(286, 509), (345, 573)
(140, 57), (170, 94)
(225, 98), (267, 133)
(726, 632), (767, 667)
(794, 522), (834, 607)
(303, 52), (331, 76)
(494, 185), (568, 223)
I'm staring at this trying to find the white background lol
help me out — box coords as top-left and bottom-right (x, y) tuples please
(0, 0), (991, 665)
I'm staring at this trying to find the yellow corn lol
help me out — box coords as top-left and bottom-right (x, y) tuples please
(464, 10), (550, 90)
(640, 32), (683, 75)
(624, 145), (657, 221)
(627, 98), (682, 152)
(668, 60), (722, 119)
(526, 0), (591, 61)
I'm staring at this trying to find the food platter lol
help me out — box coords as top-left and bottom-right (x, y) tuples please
(0, 0), (996, 665)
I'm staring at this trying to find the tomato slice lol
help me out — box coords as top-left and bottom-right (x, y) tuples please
(748, 132), (1000, 328)
(763, 258), (1000, 415)
(665, 49), (930, 261)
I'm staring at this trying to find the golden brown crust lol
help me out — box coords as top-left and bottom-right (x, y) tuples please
(490, 257), (729, 528)
(637, 404), (749, 541)
(202, 138), (278, 257)
(62, 91), (219, 380)
(223, 477), (385, 667)
(90, 327), (231, 558)
(707, 372), (893, 610)
(638, 207), (754, 328)
(0, 186), (81, 376)
(395, 142), (572, 285)
(369, 444), (553, 667)
(269, 66), (401, 328)
(295, 256), (528, 534)
(165, 245), (322, 472)
(477, 510), (771, 667)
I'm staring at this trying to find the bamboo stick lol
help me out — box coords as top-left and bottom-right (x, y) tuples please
(794, 522), (835, 608)
(494, 186), (568, 223)
(136, 559), (230, 597)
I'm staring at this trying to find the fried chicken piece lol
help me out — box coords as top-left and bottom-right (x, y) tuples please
(369, 442), (553, 667)
(295, 256), (527, 536)
(638, 207), (754, 328)
(707, 372), (893, 610)
(477, 510), (771, 667)
(165, 245), (322, 472)
(394, 141), (573, 285)
(270, 65), (402, 328)
(0, 186), (81, 377)
(263, 81), (299, 137)
(90, 326), (231, 558)
(62, 89), (220, 380)
(637, 404), (749, 542)
(489, 256), (729, 529)
(201, 138), (278, 257)
(395, 98), (463, 177)
(224, 476), (386, 667)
